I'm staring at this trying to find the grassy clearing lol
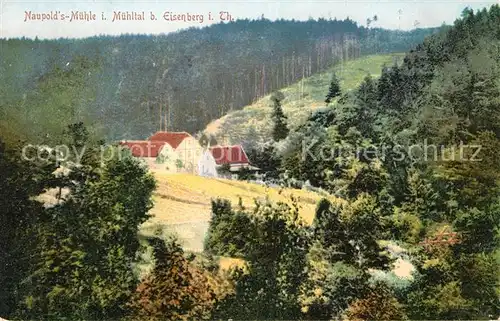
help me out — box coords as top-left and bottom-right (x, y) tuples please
(145, 171), (344, 227)
(205, 53), (405, 143)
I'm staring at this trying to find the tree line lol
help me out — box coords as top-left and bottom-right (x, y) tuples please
(1, 18), (437, 145)
(234, 5), (500, 319)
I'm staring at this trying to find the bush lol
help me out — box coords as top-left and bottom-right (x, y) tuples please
(237, 167), (255, 181)
(204, 199), (256, 258)
(128, 237), (217, 320)
(344, 282), (408, 321)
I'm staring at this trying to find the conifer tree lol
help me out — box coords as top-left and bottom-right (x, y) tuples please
(325, 73), (341, 104)
(271, 92), (289, 141)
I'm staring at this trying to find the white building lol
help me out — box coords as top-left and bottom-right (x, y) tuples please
(197, 149), (218, 177)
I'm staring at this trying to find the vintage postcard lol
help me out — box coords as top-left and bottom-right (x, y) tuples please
(1, 0), (499, 320)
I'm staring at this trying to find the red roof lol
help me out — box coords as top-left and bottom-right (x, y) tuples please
(119, 141), (166, 157)
(210, 145), (250, 165)
(148, 131), (191, 149)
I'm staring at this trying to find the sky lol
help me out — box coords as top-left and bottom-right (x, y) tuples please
(0, 0), (498, 39)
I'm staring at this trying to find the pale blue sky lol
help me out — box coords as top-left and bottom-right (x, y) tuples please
(0, 0), (498, 39)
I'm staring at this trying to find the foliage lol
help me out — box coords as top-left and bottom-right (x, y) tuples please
(155, 154), (167, 164)
(325, 72), (341, 104)
(198, 133), (218, 147)
(344, 282), (408, 321)
(1, 21), (436, 142)
(0, 139), (57, 316)
(271, 92), (290, 141)
(237, 166), (256, 181)
(16, 123), (156, 320)
(247, 141), (281, 180)
(299, 195), (393, 319)
(213, 199), (309, 320)
(209, 53), (406, 145)
(128, 237), (216, 320)
(204, 199), (256, 257)
(283, 5), (500, 320)
(175, 158), (183, 170)
(312, 194), (392, 271)
(299, 242), (370, 319)
(216, 162), (231, 176)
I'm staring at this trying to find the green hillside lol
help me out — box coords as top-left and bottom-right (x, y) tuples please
(205, 53), (405, 144)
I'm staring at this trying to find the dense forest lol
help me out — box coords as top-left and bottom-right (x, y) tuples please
(0, 18), (437, 144)
(241, 5), (500, 319)
(1, 4), (499, 321)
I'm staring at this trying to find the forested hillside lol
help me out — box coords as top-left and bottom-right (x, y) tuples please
(223, 5), (499, 319)
(206, 53), (405, 148)
(0, 18), (437, 144)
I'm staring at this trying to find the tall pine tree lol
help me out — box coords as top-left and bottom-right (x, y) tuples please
(325, 73), (341, 104)
(271, 92), (289, 141)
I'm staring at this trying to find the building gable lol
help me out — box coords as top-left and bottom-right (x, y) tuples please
(209, 145), (250, 165)
(148, 131), (191, 149)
